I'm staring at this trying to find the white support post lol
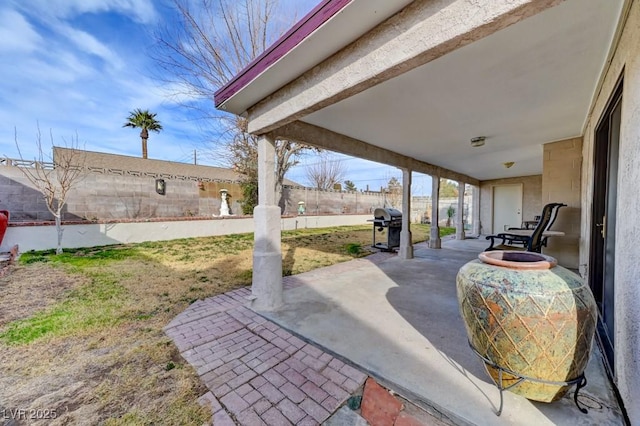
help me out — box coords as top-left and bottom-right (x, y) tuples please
(430, 176), (441, 248)
(472, 185), (481, 236)
(456, 181), (466, 240)
(251, 135), (283, 311)
(399, 168), (413, 259)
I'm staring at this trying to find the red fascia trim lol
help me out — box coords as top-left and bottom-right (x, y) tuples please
(214, 0), (353, 109)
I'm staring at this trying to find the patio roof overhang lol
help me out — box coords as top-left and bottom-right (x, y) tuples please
(215, 0), (625, 182)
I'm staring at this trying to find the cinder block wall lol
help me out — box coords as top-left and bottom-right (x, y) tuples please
(69, 174), (205, 220)
(0, 166), (228, 221)
(479, 175), (543, 235)
(282, 187), (387, 215)
(0, 168), (57, 221)
(412, 196), (431, 223)
(542, 137), (582, 268)
(0, 165), (409, 221)
(0, 150), (398, 221)
(0, 149), (451, 222)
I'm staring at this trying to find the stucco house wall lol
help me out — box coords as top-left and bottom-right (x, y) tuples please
(1, 214), (373, 253)
(580, 1), (640, 422)
(542, 137), (582, 268)
(479, 175), (542, 235)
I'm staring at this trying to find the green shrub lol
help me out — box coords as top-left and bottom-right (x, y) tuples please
(345, 243), (362, 255)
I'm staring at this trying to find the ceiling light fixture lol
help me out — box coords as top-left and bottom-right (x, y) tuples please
(470, 136), (486, 147)
(503, 161), (515, 169)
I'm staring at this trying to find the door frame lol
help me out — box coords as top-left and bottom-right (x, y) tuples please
(589, 74), (623, 380)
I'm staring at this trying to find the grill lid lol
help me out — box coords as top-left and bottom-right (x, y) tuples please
(374, 207), (402, 221)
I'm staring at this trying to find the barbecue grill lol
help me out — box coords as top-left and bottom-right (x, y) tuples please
(369, 207), (402, 251)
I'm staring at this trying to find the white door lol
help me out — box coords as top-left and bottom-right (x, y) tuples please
(492, 185), (522, 233)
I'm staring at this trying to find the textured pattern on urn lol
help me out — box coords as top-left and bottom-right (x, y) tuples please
(456, 252), (597, 402)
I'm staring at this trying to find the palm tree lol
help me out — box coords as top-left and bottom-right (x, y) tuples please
(123, 109), (163, 159)
(446, 205), (456, 227)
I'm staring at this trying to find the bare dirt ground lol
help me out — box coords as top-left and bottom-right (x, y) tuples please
(0, 260), (208, 425)
(0, 264), (86, 325)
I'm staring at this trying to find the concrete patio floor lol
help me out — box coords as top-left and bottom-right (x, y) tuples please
(257, 237), (625, 425)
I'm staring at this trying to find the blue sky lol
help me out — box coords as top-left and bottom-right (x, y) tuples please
(0, 0), (431, 195)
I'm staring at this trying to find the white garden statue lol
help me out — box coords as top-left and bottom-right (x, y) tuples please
(219, 189), (230, 216)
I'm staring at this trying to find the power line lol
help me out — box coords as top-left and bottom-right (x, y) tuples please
(171, 153), (193, 163)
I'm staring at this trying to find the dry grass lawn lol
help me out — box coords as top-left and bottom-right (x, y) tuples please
(0, 224), (447, 424)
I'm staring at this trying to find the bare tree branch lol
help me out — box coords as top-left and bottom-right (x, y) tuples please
(305, 155), (347, 190)
(384, 177), (402, 209)
(152, 0), (314, 211)
(14, 126), (86, 254)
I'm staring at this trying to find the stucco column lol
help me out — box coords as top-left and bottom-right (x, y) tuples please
(251, 134), (283, 311)
(399, 168), (413, 259)
(472, 185), (481, 236)
(456, 181), (466, 240)
(430, 176), (441, 248)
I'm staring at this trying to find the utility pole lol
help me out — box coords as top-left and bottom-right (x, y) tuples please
(193, 149), (197, 165)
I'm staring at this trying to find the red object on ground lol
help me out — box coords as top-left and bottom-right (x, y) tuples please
(361, 378), (404, 426)
(0, 210), (8, 246)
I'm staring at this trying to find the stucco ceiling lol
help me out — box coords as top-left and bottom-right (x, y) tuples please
(299, 0), (624, 181)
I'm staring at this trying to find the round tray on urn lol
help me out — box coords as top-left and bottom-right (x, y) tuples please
(456, 250), (597, 402)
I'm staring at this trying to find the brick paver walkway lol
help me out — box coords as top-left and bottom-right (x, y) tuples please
(164, 285), (370, 425)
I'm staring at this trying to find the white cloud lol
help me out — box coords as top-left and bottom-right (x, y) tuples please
(11, 0), (159, 24)
(19, 51), (95, 84)
(0, 2), (186, 163)
(0, 0), (323, 166)
(56, 25), (125, 70)
(0, 9), (43, 53)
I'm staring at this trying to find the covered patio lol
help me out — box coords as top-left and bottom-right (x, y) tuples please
(258, 238), (623, 425)
(214, 0), (640, 423)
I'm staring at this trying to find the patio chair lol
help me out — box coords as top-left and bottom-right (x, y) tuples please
(508, 214), (541, 231)
(485, 203), (566, 253)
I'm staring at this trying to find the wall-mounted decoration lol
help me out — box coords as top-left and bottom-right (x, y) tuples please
(155, 179), (166, 195)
